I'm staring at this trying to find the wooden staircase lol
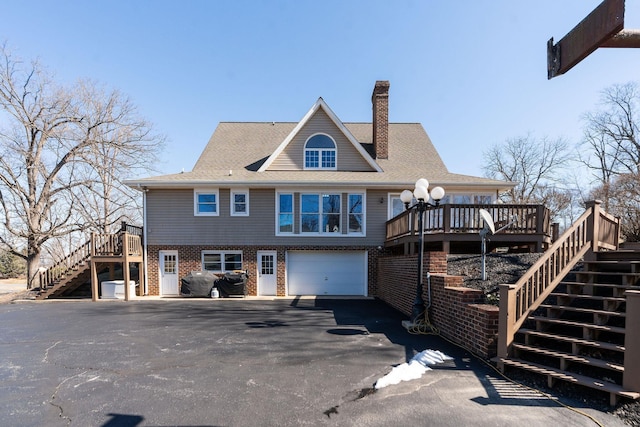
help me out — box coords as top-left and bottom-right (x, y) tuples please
(495, 201), (640, 406)
(36, 240), (93, 300)
(36, 223), (144, 300)
(37, 261), (92, 299)
(499, 251), (640, 405)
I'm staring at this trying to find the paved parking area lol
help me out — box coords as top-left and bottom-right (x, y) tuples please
(0, 298), (626, 426)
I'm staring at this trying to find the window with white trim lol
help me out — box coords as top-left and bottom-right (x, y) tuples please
(202, 251), (243, 273)
(194, 189), (219, 216)
(301, 193), (341, 233)
(348, 194), (364, 233)
(278, 193), (294, 233)
(231, 190), (249, 216)
(304, 134), (336, 170)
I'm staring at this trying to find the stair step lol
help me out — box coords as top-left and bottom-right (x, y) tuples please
(497, 357), (640, 405)
(512, 343), (624, 372)
(597, 251), (640, 262)
(574, 270), (640, 276)
(549, 292), (626, 303)
(582, 260), (640, 272)
(561, 281), (640, 290)
(529, 316), (626, 334)
(539, 304), (626, 318)
(518, 329), (625, 353)
(571, 272), (640, 286)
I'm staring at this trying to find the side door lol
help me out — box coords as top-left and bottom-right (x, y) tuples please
(257, 251), (277, 296)
(159, 250), (179, 296)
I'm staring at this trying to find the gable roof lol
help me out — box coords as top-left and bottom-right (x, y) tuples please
(126, 119), (514, 192)
(257, 97), (382, 173)
(126, 91), (515, 192)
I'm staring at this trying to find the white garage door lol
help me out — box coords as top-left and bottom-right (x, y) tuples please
(287, 251), (367, 296)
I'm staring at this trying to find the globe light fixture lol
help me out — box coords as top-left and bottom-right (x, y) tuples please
(402, 179), (446, 323)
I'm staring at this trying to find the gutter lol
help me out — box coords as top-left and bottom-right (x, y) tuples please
(124, 180), (517, 191)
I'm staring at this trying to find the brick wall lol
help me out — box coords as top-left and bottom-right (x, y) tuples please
(377, 253), (499, 358)
(147, 245), (380, 297)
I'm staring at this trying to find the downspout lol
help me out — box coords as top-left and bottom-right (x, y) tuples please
(141, 186), (149, 296)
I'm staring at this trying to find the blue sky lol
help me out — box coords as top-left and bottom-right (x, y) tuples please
(3, 1), (640, 178)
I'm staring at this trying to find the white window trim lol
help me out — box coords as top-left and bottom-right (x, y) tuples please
(303, 133), (337, 171)
(194, 188), (219, 216)
(300, 192), (342, 235)
(347, 193), (366, 235)
(201, 250), (243, 273)
(230, 189), (250, 217)
(275, 188), (367, 238)
(276, 191), (295, 236)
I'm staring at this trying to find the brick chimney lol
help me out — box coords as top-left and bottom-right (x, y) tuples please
(372, 80), (390, 159)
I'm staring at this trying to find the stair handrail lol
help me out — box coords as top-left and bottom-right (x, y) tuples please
(38, 239), (92, 290)
(497, 200), (620, 362)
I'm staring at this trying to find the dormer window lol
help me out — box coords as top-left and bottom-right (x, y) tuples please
(304, 134), (336, 170)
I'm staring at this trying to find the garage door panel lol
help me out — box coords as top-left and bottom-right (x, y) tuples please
(287, 251), (366, 296)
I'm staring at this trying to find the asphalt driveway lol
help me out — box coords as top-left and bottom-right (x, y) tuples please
(0, 298), (626, 427)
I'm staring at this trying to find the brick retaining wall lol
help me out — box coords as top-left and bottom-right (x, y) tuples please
(377, 253), (499, 358)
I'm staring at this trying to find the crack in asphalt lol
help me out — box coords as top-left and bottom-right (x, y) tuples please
(42, 340), (62, 363)
(49, 370), (88, 426)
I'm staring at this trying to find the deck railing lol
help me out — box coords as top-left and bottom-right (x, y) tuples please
(386, 204), (551, 240)
(497, 200), (620, 363)
(38, 240), (92, 290)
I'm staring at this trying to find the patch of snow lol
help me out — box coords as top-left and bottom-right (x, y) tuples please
(375, 349), (453, 389)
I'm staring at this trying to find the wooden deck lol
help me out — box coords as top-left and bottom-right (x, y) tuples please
(385, 204), (554, 254)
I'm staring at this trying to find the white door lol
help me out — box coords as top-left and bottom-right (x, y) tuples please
(257, 251), (277, 296)
(159, 250), (179, 296)
(287, 251), (367, 296)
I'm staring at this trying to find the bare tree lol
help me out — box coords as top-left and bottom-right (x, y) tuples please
(580, 82), (640, 211)
(482, 134), (573, 207)
(70, 80), (163, 234)
(0, 44), (163, 289)
(590, 172), (640, 241)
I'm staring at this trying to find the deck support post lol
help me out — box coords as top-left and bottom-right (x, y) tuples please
(90, 233), (98, 302)
(123, 232), (131, 301)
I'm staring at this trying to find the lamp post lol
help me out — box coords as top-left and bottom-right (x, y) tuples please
(400, 179), (445, 323)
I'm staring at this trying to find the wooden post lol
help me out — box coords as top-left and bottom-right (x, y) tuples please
(123, 233), (131, 301)
(442, 205), (451, 233)
(497, 284), (517, 369)
(535, 205), (545, 234)
(585, 200), (602, 251)
(90, 233), (98, 302)
(137, 262), (144, 297)
(624, 290), (640, 392)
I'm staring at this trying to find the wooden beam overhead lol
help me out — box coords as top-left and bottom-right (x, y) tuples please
(547, 0), (625, 79)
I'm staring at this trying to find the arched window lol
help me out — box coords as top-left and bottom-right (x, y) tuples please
(304, 134), (336, 170)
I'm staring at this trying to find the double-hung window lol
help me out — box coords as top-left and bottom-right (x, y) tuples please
(202, 251), (243, 273)
(231, 190), (249, 216)
(304, 134), (336, 170)
(194, 189), (219, 216)
(301, 193), (341, 233)
(278, 193), (294, 233)
(348, 194), (364, 233)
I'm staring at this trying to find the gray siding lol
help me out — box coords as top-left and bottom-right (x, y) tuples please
(146, 188), (390, 247)
(268, 109), (374, 172)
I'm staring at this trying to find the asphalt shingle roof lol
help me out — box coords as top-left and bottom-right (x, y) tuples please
(127, 121), (513, 191)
